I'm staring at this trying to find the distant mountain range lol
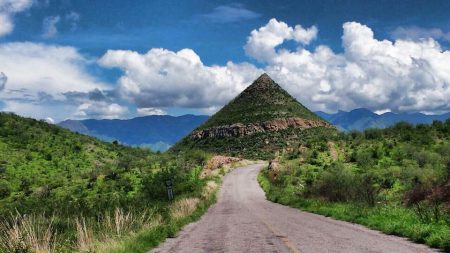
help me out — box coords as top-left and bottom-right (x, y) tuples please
(58, 115), (208, 151)
(316, 108), (450, 131)
(58, 108), (450, 151)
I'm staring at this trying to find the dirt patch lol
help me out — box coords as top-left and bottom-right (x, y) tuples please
(201, 156), (242, 178)
(268, 158), (281, 182)
(327, 141), (338, 161)
(201, 156), (263, 178)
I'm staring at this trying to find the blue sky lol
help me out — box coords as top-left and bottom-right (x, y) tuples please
(0, 0), (450, 122)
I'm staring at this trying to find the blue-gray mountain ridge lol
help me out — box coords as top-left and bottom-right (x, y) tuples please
(316, 108), (450, 131)
(58, 109), (450, 151)
(58, 114), (208, 151)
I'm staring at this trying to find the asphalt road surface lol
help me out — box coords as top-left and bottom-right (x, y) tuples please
(150, 163), (438, 253)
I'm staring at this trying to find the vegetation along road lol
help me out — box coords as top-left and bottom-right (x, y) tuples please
(151, 163), (437, 253)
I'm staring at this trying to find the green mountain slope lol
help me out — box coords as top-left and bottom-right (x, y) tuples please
(0, 112), (151, 216)
(0, 112), (213, 215)
(199, 73), (321, 129)
(173, 74), (336, 159)
(0, 112), (211, 252)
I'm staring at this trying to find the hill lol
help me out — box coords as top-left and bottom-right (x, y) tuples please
(0, 112), (212, 252)
(173, 74), (336, 159)
(58, 114), (208, 151)
(316, 108), (450, 131)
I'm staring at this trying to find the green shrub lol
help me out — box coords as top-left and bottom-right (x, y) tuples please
(313, 162), (356, 202)
(0, 180), (11, 199)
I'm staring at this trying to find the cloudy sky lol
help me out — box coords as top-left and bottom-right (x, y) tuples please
(0, 0), (449, 122)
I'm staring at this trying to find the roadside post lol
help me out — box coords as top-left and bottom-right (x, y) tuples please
(165, 178), (174, 201)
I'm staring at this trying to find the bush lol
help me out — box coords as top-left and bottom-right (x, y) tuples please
(355, 148), (374, 168)
(355, 173), (379, 206)
(404, 171), (450, 223)
(313, 162), (356, 202)
(0, 180), (11, 199)
(364, 128), (382, 140)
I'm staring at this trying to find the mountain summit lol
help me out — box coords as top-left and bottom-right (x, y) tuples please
(198, 73), (322, 129)
(173, 74), (335, 158)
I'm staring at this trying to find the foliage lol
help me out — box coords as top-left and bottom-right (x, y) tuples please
(175, 127), (337, 160)
(0, 112), (215, 252)
(260, 120), (450, 251)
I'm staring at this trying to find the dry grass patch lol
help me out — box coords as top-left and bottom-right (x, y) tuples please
(170, 198), (200, 220)
(75, 217), (94, 252)
(75, 208), (161, 252)
(201, 180), (218, 199)
(0, 209), (163, 253)
(0, 214), (57, 253)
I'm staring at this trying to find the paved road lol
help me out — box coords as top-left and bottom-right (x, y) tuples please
(151, 164), (438, 253)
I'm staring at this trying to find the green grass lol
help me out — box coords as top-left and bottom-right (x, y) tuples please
(258, 170), (450, 252)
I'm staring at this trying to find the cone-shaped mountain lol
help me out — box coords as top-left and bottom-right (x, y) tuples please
(197, 73), (323, 129)
(173, 74), (335, 159)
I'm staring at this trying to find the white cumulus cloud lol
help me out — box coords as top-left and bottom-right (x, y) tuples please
(0, 0), (33, 37)
(0, 42), (107, 97)
(137, 107), (166, 116)
(245, 20), (450, 113)
(0, 13), (13, 36)
(73, 101), (128, 119)
(0, 42), (116, 120)
(244, 18), (318, 62)
(100, 20), (450, 115)
(99, 48), (262, 111)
